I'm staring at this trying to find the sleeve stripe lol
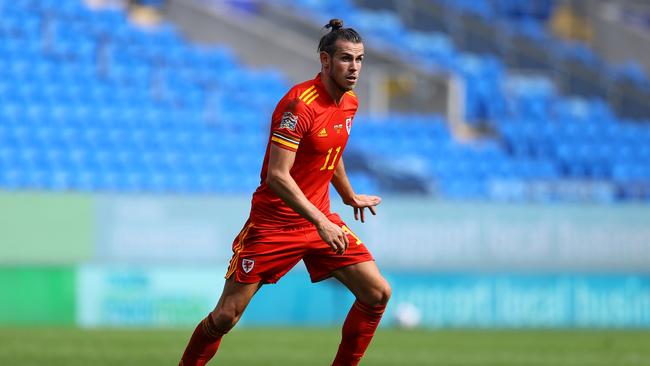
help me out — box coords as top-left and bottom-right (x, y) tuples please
(300, 89), (318, 102)
(272, 132), (300, 145)
(271, 136), (299, 150)
(305, 93), (319, 105)
(299, 85), (316, 100)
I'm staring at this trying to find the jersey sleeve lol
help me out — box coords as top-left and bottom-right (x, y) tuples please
(270, 98), (312, 152)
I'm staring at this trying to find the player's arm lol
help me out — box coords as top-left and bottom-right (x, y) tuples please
(332, 158), (381, 223)
(331, 158), (355, 203)
(267, 145), (349, 254)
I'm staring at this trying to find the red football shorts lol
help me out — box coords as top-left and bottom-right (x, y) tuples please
(225, 213), (374, 284)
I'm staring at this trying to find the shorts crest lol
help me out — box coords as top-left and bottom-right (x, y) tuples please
(242, 258), (255, 273)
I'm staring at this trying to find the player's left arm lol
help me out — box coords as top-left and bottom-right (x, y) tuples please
(332, 158), (381, 223)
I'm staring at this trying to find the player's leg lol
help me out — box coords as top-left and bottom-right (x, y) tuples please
(179, 278), (262, 366)
(303, 214), (391, 365)
(332, 260), (391, 306)
(330, 260), (391, 366)
(181, 220), (309, 365)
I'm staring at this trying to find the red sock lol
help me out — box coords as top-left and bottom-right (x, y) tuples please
(179, 315), (224, 366)
(332, 300), (386, 366)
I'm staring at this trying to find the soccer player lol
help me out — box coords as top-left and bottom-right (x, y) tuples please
(179, 18), (391, 366)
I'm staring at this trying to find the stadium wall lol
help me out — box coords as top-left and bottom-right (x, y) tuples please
(1, 193), (649, 328)
(0, 266), (75, 326)
(0, 193), (93, 263)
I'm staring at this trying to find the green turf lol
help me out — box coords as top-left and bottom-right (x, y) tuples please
(1, 327), (649, 365)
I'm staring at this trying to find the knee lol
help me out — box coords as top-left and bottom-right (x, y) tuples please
(209, 306), (243, 334)
(377, 282), (392, 306)
(361, 281), (392, 307)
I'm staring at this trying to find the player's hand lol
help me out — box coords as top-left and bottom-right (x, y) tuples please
(316, 219), (349, 254)
(345, 194), (381, 223)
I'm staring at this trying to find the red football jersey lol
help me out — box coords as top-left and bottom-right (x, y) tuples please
(249, 73), (359, 228)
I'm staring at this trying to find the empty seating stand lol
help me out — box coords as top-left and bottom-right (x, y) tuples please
(1, 0), (649, 202)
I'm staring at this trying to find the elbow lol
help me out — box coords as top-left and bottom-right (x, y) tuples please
(266, 171), (284, 192)
(265, 174), (276, 189)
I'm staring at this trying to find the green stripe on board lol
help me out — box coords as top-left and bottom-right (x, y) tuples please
(0, 193), (93, 263)
(0, 267), (76, 325)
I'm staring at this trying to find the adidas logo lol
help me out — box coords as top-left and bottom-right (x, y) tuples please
(318, 128), (328, 137)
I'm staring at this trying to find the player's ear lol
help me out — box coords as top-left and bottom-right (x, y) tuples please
(320, 51), (330, 70)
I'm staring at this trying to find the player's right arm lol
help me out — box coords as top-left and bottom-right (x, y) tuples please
(267, 144), (349, 254)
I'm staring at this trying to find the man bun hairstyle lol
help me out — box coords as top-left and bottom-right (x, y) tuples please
(326, 18), (344, 31)
(318, 18), (362, 56)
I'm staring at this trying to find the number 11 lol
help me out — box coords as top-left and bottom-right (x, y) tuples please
(320, 146), (341, 171)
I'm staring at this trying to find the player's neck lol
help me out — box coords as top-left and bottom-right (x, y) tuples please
(320, 72), (345, 106)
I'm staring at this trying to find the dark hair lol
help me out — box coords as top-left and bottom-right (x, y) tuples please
(317, 19), (362, 56)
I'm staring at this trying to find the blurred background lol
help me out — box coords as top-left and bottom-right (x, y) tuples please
(1, 0), (650, 354)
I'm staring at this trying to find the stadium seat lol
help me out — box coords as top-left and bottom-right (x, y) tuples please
(1, 0), (648, 202)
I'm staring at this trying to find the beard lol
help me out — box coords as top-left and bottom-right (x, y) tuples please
(328, 67), (353, 92)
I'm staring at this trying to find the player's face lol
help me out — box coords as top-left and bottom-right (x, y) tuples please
(327, 40), (364, 91)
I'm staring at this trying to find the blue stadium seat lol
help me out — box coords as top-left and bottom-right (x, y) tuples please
(1, 0), (647, 201)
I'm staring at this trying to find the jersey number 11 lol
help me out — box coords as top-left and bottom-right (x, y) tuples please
(320, 146), (341, 171)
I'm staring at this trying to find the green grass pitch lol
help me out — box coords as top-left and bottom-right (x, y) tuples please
(1, 327), (649, 365)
